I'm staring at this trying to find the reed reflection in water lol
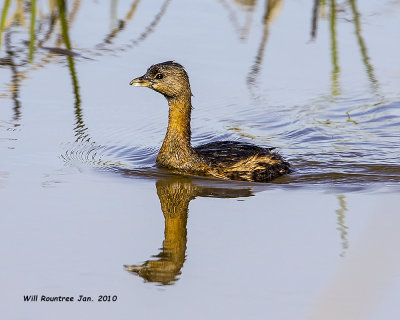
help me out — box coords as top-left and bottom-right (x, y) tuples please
(0, 0), (170, 126)
(309, 0), (381, 100)
(246, 0), (282, 88)
(0, 1), (399, 318)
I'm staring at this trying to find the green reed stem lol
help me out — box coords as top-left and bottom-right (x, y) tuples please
(335, 195), (349, 257)
(0, 0), (11, 50)
(348, 0), (379, 92)
(58, 0), (83, 135)
(329, 0), (340, 97)
(58, 0), (72, 49)
(29, 0), (37, 62)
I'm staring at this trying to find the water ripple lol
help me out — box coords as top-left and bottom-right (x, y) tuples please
(62, 97), (400, 191)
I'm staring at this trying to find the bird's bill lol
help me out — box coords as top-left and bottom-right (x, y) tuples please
(129, 75), (152, 87)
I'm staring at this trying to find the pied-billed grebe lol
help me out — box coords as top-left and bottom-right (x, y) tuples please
(130, 61), (290, 182)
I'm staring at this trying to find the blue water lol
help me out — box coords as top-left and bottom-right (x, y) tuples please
(1, 1), (400, 319)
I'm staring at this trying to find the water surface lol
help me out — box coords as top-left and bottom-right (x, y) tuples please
(1, 1), (400, 319)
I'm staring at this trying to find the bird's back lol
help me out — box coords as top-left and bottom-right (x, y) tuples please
(195, 141), (290, 182)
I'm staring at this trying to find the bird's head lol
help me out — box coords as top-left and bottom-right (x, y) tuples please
(130, 61), (192, 100)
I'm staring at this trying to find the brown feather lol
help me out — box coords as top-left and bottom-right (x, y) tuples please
(130, 62), (291, 182)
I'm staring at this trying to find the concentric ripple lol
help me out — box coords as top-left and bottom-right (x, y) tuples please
(62, 96), (400, 191)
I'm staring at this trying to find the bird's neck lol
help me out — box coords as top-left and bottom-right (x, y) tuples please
(157, 94), (210, 172)
(162, 95), (192, 150)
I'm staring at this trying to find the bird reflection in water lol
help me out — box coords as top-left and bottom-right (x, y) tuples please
(124, 175), (256, 285)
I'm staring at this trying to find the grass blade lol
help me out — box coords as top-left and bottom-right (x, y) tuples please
(29, 0), (37, 62)
(0, 0), (11, 50)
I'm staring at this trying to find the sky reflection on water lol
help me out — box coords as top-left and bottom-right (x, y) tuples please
(1, 1), (400, 319)
(2, 0), (399, 189)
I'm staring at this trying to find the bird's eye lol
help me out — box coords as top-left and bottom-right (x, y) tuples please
(155, 73), (163, 80)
